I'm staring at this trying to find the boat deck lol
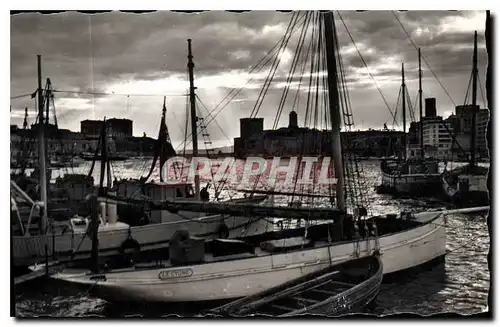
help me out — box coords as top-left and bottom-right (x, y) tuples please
(49, 211), (437, 280)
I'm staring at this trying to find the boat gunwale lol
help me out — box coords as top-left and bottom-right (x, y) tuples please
(213, 255), (383, 317)
(50, 213), (443, 285)
(279, 255), (383, 317)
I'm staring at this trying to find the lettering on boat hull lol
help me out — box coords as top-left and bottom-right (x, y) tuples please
(158, 268), (194, 280)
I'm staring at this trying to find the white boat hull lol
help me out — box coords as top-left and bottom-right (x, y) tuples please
(51, 212), (446, 302)
(381, 171), (441, 195)
(13, 214), (271, 267)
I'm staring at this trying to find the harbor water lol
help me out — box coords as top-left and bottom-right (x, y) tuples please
(13, 159), (490, 317)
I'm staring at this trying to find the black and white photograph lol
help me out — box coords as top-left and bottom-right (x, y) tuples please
(9, 8), (493, 319)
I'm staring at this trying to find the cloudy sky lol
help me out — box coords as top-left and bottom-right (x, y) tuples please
(10, 10), (488, 149)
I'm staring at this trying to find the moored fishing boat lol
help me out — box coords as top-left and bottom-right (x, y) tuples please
(112, 96), (267, 227)
(42, 210), (443, 303)
(208, 255), (382, 317)
(442, 164), (488, 206)
(11, 56), (270, 270)
(379, 157), (441, 195)
(377, 51), (441, 196)
(440, 31), (489, 207)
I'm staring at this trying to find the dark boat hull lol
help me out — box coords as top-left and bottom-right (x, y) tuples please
(441, 168), (489, 207)
(377, 159), (441, 196)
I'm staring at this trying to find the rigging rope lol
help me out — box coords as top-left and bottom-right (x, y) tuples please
(174, 12), (309, 154)
(10, 92), (35, 100)
(337, 11), (398, 127)
(52, 90), (187, 97)
(251, 12), (302, 119)
(391, 11), (457, 107)
(272, 11), (314, 130)
(175, 16), (309, 155)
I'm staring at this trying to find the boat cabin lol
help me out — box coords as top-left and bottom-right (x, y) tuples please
(114, 179), (196, 201)
(54, 174), (95, 201)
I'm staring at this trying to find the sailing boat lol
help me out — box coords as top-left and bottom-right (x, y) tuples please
(44, 12), (447, 303)
(11, 56), (271, 270)
(111, 96), (267, 227)
(378, 49), (441, 196)
(441, 31), (489, 206)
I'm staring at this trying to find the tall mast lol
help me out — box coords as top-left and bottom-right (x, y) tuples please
(470, 30), (478, 167)
(98, 117), (108, 196)
(323, 12), (345, 212)
(45, 80), (50, 125)
(418, 48), (424, 159)
(37, 55), (48, 233)
(23, 107), (28, 129)
(160, 96), (167, 182)
(187, 39), (200, 199)
(401, 62), (407, 160)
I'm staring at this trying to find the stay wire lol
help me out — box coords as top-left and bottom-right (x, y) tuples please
(52, 90), (188, 97)
(392, 11), (457, 107)
(251, 12), (302, 118)
(337, 11), (398, 127)
(175, 13), (308, 153)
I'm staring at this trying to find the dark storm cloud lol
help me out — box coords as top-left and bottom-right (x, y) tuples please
(11, 11), (291, 84)
(10, 10), (487, 139)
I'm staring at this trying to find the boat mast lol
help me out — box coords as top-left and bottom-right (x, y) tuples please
(37, 55), (48, 233)
(470, 31), (478, 167)
(401, 62), (407, 160)
(160, 96), (167, 182)
(418, 48), (424, 159)
(98, 117), (108, 195)
(187, 39), (200, 199)
(323, 12), (345, 212)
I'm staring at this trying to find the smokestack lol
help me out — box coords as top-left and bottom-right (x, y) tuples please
(289, 111), (298, 128)
(425, 98), (437, 117)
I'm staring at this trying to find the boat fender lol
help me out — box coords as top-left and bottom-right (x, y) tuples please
(276, 220), (284, 230)
(217, 223), (230, 239)
(119, 229), (141, 254)
(370, 221), (378, 236)
(353, 224), (360, 240)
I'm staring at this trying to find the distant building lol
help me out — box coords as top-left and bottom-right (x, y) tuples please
(406, 98), (489, 160)
(234, 111), (405, 158)
(408, 121), (420, 146)
(424, 98), (437, 117)
(80, 118), (133, 139)
(11, 118), (154, 162)
(80, 120), (103, 138)
(476, 109), (489, 157)
(421, 116), (452, 159)
(420, 98), (452, 158)
(107, 118), (133, 139)
(454, 105), (489, 158)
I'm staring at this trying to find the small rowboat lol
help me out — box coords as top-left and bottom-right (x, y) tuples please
(208, 254), (382, 317)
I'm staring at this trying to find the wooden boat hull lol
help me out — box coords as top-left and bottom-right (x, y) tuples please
(48, 212), (445, 303)
(209, 255), (382, 317)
